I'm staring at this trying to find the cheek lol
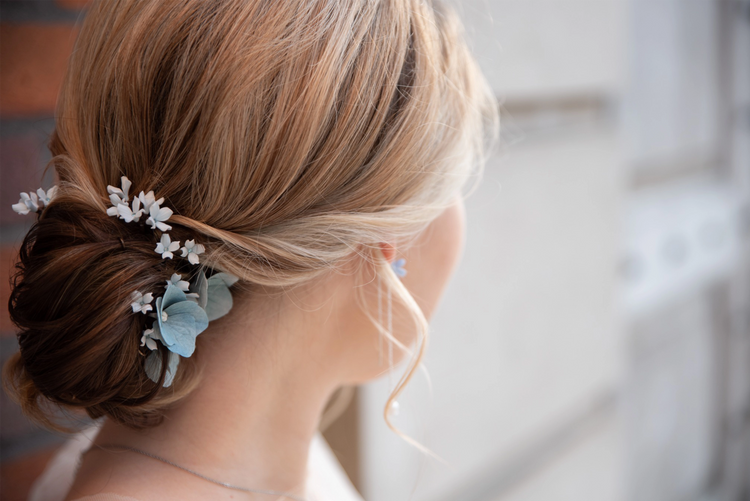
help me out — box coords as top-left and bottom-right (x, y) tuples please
(401, 199), (466, 321)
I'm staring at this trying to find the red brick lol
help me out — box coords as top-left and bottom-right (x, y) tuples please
(56, 0), (91, 9)
(0, 24), (79, 117)
(0, 446), (60, 501)
(1, 245), (20, 335)
(0, 134), (47, 225)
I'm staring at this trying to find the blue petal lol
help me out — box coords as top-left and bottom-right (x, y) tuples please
(154, 296), (175, 347)
(189, 270), (209, 310)
(162, 283), (188, 309)
(160, 300), (209, 357)
(212, 272), (239, 287)
(157, 284), (192, 348)
(204, 273), (236, 321)
(145, 350), (180, 387)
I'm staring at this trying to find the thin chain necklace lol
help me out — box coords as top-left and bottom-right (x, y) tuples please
(89, 444), (310, 501)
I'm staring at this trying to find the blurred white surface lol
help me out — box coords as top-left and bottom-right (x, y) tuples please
(356, 1), (749, 500)
(622, 178), (745, 315)
(359, 123), (623, 501)
(447, 0), (625, 100)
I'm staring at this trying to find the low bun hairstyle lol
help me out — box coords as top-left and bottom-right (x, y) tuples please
(6, 189), (204, 429)
(4, 0), (497, 432)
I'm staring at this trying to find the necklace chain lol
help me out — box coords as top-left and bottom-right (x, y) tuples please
(90, 444), (310, 501)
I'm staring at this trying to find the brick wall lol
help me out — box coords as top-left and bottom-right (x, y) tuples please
(0, 2), (88, 500)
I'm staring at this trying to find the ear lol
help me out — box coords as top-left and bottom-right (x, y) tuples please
(379, 242), (397, 263)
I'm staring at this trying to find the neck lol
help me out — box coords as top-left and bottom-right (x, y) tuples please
(94, 289), (340, 497)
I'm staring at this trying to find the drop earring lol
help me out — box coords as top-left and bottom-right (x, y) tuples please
(386, 281), (399, 417)
(388, 257), (406, 417)
(377, 271), (383, 366)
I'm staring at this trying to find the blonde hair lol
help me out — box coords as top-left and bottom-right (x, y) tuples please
(4, 0), (498, 434)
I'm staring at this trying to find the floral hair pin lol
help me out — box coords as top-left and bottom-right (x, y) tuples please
(11, 177), (238, 388)
(12, 187), (57, 215)
(104, 176), (237, 387)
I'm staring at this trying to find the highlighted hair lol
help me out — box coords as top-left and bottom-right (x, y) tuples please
(4, 0), (498, 436)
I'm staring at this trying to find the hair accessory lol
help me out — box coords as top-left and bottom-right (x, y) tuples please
(12, 186), (58, 215)
(107, 177), (174, 231)
(179, 239), (205, 265)
(155, 234), (180, 260)
(10, 177), (238, 388)
(130, 291), (154, 314)
(107, 176), (232, 385)
(391, 258), (407, 278)
(105, 176), (237, 386)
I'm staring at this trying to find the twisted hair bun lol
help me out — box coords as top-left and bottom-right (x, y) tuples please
(5, 185), (204, 429)
(3, 0), (498, 430)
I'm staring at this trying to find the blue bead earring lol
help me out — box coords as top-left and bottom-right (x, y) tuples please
(391, 258), (407, 278)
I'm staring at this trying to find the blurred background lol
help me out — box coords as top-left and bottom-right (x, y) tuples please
(0, 1), (748, 500)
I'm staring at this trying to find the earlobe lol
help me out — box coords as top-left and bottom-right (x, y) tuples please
(379, 242), (397, 263)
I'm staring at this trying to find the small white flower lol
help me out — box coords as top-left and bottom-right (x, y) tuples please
(107, 177), (141, 221)
(116, 197), (144, 223)
(165, 272), (199, 300)
(130, 290), (154, 314)
(165, 273), (190, 292)
(138, 190), (165, 213)
(12, 194), (32, 215)
(107, 176), (132, 203)
(155, 234), (180, 259)
(36, 186), (56, 207)
(180, 239), (205, 265)
(140, 328), (158, 351)
(145, 200), (173, 231)
(11, 201), (29, 215)
(12, 192), (40, 215)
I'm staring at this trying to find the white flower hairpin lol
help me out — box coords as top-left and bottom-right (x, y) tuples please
(130, 291), (154, 314)
(155, 234), (180, 259)
(107, 177), (174, 232)
(180, 239), (205, 265)
(12, 186), (58, 215)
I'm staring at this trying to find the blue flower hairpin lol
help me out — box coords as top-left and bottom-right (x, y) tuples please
(11, 177), (239, 387)
(137, 271), (237, 386)
(391, 258), (407, 278)
(104, 176), (234, 386)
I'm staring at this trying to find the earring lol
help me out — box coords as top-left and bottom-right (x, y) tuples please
(380, 257), (405, 417)
(386, 280), (399, 416)
(377, 271), (383, 366)
(391, 258), (407, 278)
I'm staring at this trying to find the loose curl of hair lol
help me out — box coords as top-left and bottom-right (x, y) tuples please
(3, 0), (498, 438)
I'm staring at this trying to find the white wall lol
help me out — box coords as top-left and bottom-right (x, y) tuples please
(448, 0), (625, 100)
(359, 122), (623, 500)
(356, 1), (749, 500)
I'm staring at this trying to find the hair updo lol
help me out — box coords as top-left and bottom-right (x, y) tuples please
(4, 0), (497, 431)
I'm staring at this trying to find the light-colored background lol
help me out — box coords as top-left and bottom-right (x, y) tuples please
(356, 1), (750, 500)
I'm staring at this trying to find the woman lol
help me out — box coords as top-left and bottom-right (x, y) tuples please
(4, 0), (497, 499)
